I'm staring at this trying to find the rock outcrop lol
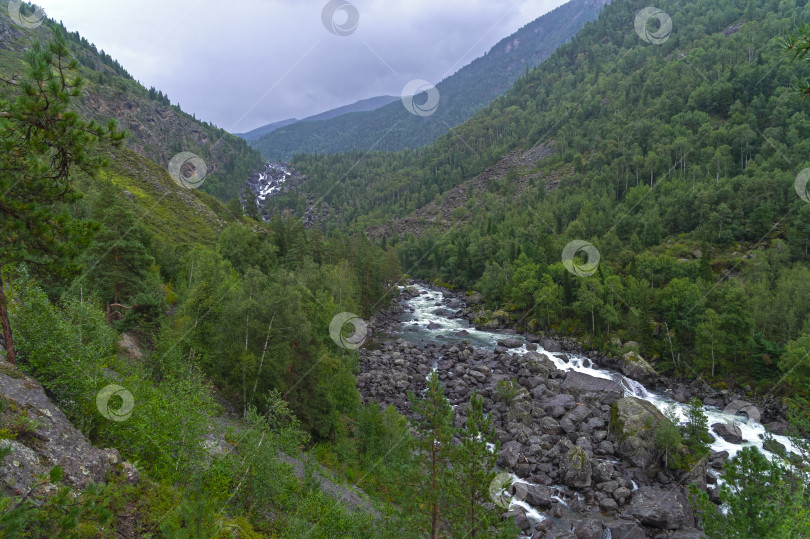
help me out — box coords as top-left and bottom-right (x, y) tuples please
(618, 351), (658, 386)
(0, 361), (112, 497)
(610, 397), (666, 471)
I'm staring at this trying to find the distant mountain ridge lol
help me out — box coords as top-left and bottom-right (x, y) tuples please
(249, 0), (609, 161)
(236, 95), (399, 141)
(237, 118), (298, 141)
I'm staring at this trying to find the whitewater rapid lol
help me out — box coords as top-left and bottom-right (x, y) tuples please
(395, 283), (801, 518)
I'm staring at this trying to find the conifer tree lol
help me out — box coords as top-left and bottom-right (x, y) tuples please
(449, 390), (504, 537)
(0, 29), (123, 364)
(80, 183), (154, 311)
(408, 371), (455, 539)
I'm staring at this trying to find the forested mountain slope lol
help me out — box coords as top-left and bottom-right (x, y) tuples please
(0, 2), (264, 201)
(250, 0), (608, 160)
(271, 0), (810, 397)
(0, 6), (410, 537)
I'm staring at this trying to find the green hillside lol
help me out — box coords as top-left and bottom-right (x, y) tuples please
(0, 3), (264, 201)
(3, 0), (810, 537)
(270, 0), (810, 395)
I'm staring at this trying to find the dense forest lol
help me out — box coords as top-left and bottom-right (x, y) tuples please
(267, 0), (810, 398)
(3, 0), (810, 536)
(0, 21), (524, 537)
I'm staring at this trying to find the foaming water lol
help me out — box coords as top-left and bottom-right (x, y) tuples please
(397, 283), (801, 519)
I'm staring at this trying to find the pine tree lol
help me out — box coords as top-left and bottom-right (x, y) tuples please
(449, 390), (504, 537)
(80, 184), (154, 311)
(699, 242), (713, 283)
(408, 371), (455, 539)
(0, 29), (123, 364)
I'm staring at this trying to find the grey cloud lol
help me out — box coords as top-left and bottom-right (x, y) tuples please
(38, 0), (567, 133)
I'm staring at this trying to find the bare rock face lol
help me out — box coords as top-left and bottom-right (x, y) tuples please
(605, 519), (646, 539)
(711, 422), (743, 444)
(561, 371), (624, 405)
(0, 363), (110, 496)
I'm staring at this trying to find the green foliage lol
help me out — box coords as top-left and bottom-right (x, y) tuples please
(684, 397), (712, 457)
(691, 447), (810, 538)
(0, 470), (113, 538)
(495, 378), (521, 404)
(447, 391), (507, 538)
(0, 28), (123, 364)
(654, 405), (683, 469)
(780, 333), (810, 391)
(407, 371), (455, 538)
(10, 273), (115, 433)
(0, 28), (123, 276)
(78, 180), (155, 308)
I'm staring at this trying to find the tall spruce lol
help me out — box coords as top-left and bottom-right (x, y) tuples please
(408, 371), (455, 539)
(80, 183), (154, 312)
(449, 390), (505, 537)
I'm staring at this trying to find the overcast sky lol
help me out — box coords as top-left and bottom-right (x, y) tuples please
(36, 0), (568, 133)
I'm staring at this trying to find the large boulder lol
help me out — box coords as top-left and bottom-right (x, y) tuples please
(604, 520), (646, 539)
(561, 371), (624, 405)
(619, 351), (658, 385)
(628, 486), (695, 530)
(523, 484), (554, 508)
(683, 455), (709, 492)
(497, 440), (524, 468)
(537, 393), (575, 418)
(610, 397), (666, 471)
(497, 338), (523, 349)
(507, 507), (531, 532)
(711, 422), (743, 444)
(573, 518), (603, 539)
(561, 445), (592, 489)
(0, 363), (111, 496)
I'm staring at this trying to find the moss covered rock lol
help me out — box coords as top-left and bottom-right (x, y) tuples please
(619, 351), (658, 385)
(562, 445), (592, 488)
(610, 397), (665, 472)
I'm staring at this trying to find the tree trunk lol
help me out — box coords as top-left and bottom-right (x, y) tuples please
(0, 272), (14, 365)
(431, 441), (439, 539)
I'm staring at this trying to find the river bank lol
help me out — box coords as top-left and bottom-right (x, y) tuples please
(357, 280), (804, 538)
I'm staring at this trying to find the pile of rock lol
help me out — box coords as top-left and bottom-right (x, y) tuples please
(358, 338), (707, 537)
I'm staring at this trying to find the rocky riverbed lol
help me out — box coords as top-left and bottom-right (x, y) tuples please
(357, 281), (804, 538)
